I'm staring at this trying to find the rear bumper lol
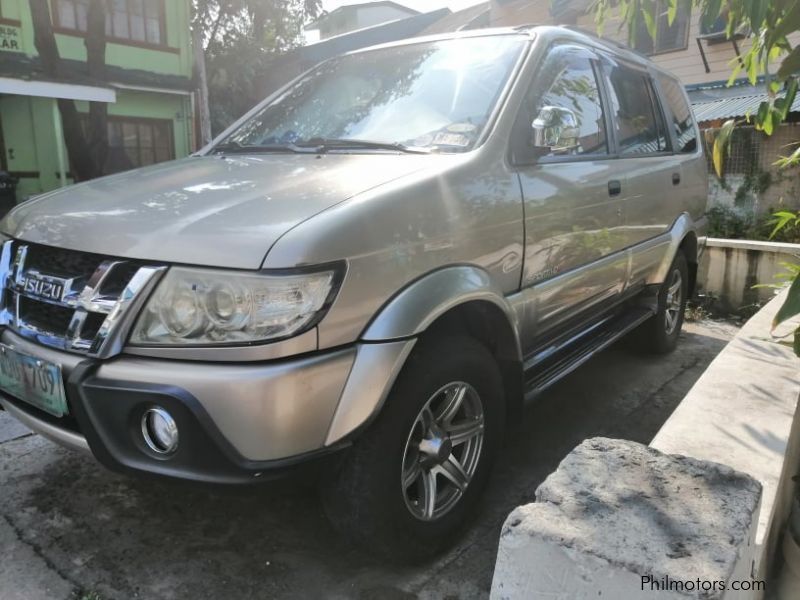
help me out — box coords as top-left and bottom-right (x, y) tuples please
(0, 329), (414, 484)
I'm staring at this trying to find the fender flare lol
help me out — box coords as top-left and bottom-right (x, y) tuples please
(361, 264), (521, 356)
(324, 266), (522, 446)
(648, 213), (699, 286)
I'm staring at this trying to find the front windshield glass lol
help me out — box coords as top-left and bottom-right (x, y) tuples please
(216, 35), (527, 153)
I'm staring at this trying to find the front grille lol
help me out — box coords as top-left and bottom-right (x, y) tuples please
(19, 295), (73, 334)
(0, 241), (165, 357)
(23, 244), (102, 279)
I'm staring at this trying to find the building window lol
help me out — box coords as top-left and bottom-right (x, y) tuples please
(632, 0), (690, 55)
(108, 116), (173, 172)
(53, 0), (165, 46)
(82, 116), (174, 173)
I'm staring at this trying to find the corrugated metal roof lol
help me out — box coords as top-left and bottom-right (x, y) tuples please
(691, 91), (800, 124)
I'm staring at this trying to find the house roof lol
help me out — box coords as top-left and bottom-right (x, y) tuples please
(688, 81), (800, 124)
(306, 1), (421, 30)
(298, 8), (450, 63)
(419, 2), (490, 35)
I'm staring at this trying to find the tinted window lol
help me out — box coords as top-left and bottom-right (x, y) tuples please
(657, 75), (698, 153)
(526, 51), (608, 158)
(604, 64), (668, 155)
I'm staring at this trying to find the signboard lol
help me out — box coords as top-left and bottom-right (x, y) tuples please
(0, 25), (21, 52)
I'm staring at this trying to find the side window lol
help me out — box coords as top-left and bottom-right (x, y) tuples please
(604, 63), (669, 155)
(657, 75), (698, 153)
(525, 51), (608, 158)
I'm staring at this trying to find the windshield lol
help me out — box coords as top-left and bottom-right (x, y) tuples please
(215, 35), (527, 153)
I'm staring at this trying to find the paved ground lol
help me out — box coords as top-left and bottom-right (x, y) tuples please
(0, 320), (738, 600)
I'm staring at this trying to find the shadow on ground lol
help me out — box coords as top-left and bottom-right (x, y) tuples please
(0, 321), (734, 600)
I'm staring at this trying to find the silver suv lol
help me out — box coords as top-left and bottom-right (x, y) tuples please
(0, 26), (706, 560)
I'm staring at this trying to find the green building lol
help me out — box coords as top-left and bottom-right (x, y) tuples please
(0, 0), (197, 202)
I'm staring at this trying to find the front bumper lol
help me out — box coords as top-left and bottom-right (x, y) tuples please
(0, 329), (413, 484)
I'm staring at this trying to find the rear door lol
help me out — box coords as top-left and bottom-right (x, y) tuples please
(512, 43), (628, 348)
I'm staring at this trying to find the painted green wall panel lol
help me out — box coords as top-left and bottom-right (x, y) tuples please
(0, 0), (196, 203)
(0, 95), (47, 199)
(2, 0), (192, 76)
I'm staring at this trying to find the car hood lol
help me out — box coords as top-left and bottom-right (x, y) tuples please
(1, 153), (435, 269)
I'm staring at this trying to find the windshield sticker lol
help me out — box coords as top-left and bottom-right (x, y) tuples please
(447, 123), (477, 134)
(433, 132), (471, 147)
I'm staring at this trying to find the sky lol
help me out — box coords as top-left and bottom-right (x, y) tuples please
(319, 0), (488, 14)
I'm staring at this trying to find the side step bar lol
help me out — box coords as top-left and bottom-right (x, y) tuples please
(523, 306), (655, 401)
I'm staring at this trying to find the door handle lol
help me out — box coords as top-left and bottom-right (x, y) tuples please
(608, 180), (621, 196)
(672, 172), (681, 185)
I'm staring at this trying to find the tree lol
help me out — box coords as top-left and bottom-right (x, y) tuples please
(29, 0), (110, 181)
(594, 0), (800, 352)
(192, 0), (321, 136)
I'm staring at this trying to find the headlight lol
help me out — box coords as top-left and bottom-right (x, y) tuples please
(130, 265), (340, 346)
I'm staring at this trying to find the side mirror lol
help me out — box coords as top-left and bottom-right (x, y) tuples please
(531, 106), (580, 154)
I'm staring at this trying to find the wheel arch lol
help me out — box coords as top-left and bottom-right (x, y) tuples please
(423, 299), (525, 423)
(649, 213), (700, 297)
(679, 231), (698, 297)
(364, 265), (524, 423)
(325, 266), (524, 446)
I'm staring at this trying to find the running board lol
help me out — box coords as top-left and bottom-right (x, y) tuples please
(523, 307), (655, 401)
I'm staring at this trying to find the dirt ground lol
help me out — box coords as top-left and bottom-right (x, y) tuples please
(0, 319), (738, 600)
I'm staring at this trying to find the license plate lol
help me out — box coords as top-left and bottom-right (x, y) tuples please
(0, 344), (68, 417)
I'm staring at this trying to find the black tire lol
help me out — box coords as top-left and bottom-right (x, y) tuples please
(321, 334), (505, 563)
(632, 251), (689, 354)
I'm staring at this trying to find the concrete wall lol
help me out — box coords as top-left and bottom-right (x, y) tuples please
(698, 238), (800, 314)
(651, 288), (800, 585)
(704, 124), (800, 215)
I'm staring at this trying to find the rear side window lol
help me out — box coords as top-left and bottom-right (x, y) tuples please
(657, 75), (698, 153)
(604, 63), (669, 155)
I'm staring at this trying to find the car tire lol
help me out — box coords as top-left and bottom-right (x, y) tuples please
(321, 334), (505, 563)
(632, 250), (689, 354)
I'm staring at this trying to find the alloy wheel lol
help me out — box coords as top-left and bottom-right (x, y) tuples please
(401, 381), (485, 521)
(664, 268), (683, 335)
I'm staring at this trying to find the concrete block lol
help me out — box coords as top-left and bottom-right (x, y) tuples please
(491, 438), (762, 600)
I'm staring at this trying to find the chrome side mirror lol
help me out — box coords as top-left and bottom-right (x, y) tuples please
(532, 105), (580, 153)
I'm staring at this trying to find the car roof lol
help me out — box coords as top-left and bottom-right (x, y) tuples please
(342, 24), (671, 79)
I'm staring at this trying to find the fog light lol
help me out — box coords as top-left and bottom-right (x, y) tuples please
(141, 407), (179, 454)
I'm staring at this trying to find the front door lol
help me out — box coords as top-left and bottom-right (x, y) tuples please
(513, 43), (628, 349)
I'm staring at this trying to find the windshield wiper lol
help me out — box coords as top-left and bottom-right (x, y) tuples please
(211, 141), (321, 154)
(297, 138), (431, 154)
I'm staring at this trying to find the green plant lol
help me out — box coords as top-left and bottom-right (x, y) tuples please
(706, 205), (754, 238)
(704, 205), (800, 243)
(765, 212), (800, 353)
